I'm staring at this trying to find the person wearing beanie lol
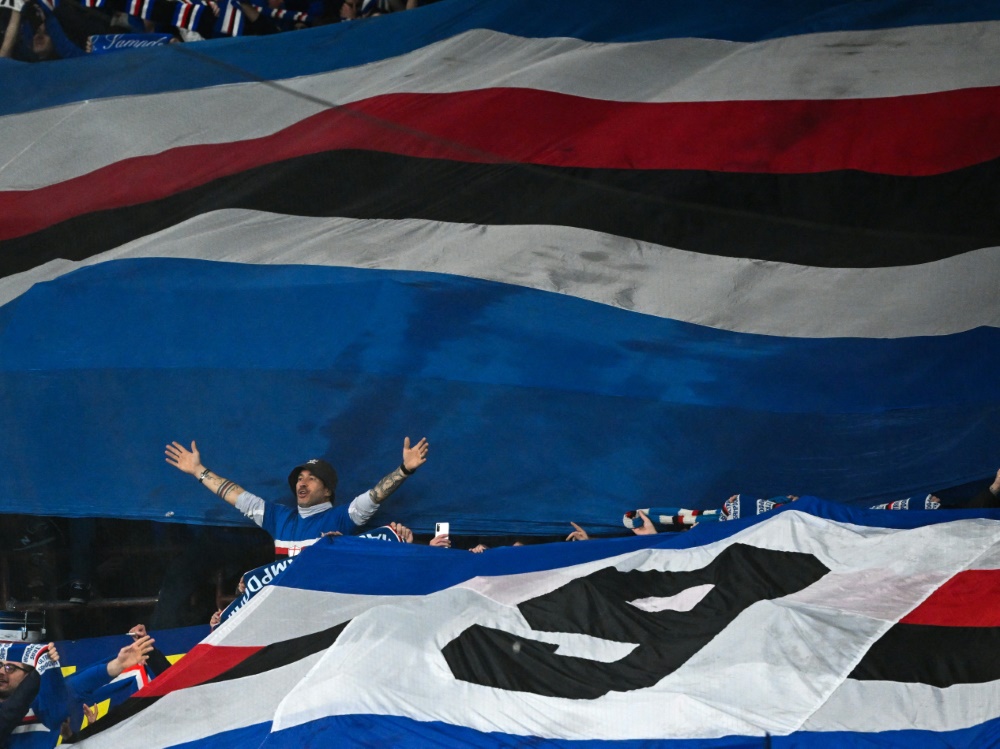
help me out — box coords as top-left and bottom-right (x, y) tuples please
(165, 436), (429, 558)
(0, 642), (68, 748)
(0, 660), (41, 744)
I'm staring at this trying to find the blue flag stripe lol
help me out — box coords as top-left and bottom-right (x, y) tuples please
(3, 0), (1000, 115)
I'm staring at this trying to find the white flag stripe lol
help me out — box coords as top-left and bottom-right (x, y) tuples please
(3, 212), (997, 338)
(3, 21), (1000, 191)
(78, 653), (323, 749)
(803, 679), (1000, 733)
(267, 512), (1000, 740)
(79, 510), (1000, 746)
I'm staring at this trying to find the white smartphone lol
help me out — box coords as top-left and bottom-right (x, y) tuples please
(435, 522), (449, 537)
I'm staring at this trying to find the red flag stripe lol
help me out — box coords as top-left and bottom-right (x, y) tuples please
(135, 643), (263, 696)
(901, 570), (1000, 627)
(1, 85), (999, 242)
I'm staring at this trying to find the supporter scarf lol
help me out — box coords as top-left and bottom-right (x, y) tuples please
(355, 525), (403, 542)
(721, 494), (791, 521)
(125, 0), (155, 19)
(120, 0), (310, 38)
(88, 32), (173, 52)
(0, 643), (59, 676)
(723, 493), (942, 521)
(264, 6), (310, 24)
(869, 494), (941, 511)
(213, 0), (243, 36)
(171, 0), (204, 31)
(622, 508), (721, 530)
(220, 558), (295, 625)
(220, 527), (403, 626)
(0, 641), (69, 734)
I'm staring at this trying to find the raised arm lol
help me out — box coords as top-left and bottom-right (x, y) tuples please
(165, 440), (246, 507)
(368, 436), (429, 505)
(969, 467), (1000, 509)
(1, 8), (21, 58)
(106, 636), (154, 679)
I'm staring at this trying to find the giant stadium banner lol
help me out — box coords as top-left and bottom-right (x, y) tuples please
(0, 0), (998, 537)
(65, 498), (1000, 747)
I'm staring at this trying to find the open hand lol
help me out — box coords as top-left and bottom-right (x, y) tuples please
(402, 437), (429, 472)
(165, 441), (203, 476)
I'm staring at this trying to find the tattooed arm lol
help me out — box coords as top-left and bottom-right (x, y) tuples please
(370, 436), (429, 504)
(347, 437), (430, 526)
(164, 440), (246, 507)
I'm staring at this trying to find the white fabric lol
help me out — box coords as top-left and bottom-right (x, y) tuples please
(271, 511), (1000, 740)
(3, 22), (1000, 190)
(4, 212), (996, 339)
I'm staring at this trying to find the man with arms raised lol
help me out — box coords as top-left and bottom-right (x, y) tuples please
(165, 437), (429, 558)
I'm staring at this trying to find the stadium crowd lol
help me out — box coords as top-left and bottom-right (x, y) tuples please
(0, 0), (440, 62)
(1, 433), (998, 745)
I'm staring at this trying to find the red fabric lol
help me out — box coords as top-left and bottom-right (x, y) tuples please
(2, 85), (999, 240)
(135, 643), (262, 697)
(902, 570), (1000, 627)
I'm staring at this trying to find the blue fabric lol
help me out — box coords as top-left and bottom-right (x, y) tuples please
(1, 261), (997, 535)
(3, 0), (1000, 114)
(88, 33), (174, 54)
(64, 661), (150, 730)
(869, 495), (940, 511)
(51, 499), (1000, 747)
(66, 661), (114, 703)
(219, 529), (401, 624)
(271, 498), (1000, 596)
(198, 502), (1000, 748)
(263, 714), (770, 747)
(220, 559), (294, 622)
(356, 525), (403, 542)
(257, 712), (1000, 749)
(53, 625), (207, 672)
(2, 0), (999, 540)
(168, 721), (273, 749)
(59, 628), (205, 723)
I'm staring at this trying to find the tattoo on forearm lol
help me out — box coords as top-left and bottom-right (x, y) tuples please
(203, 474), (243, 503)
(370, 467), (407, 504)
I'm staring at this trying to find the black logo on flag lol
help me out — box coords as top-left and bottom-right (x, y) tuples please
(443, 543), (829, 699)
